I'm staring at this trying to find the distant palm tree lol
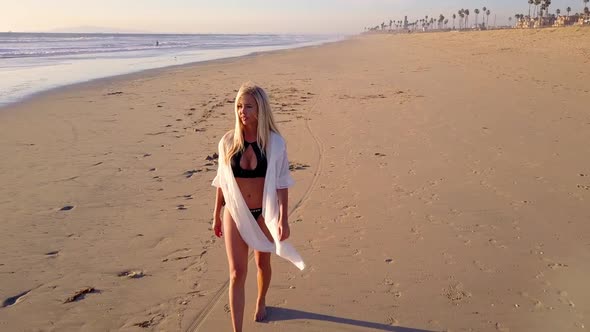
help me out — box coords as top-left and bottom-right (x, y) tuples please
(585, 0), (590, 12)
(534, 0), (542, 17)
(556, 8), (561, 16)
(529, 0), (534, 17)
(567, 6), (572, 16)
(459, 12), (465, 28)
(486, 9), (491, 26)
(465, 9), (470, 28)
(452, 13), (457, 29)
(444, 19), (449, 29)
(475, 8), (480, 27)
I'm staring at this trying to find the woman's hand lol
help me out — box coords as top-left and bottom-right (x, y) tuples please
(213, 214), (223, 238)
(278, 219), (290, 241)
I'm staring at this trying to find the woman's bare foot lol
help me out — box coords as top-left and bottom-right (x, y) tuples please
(254, 299), (267, 322)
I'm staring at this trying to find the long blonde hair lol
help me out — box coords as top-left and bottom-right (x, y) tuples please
(224, 82), (280, 164)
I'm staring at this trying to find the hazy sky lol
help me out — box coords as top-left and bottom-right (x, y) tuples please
(3, 0), (588, 34)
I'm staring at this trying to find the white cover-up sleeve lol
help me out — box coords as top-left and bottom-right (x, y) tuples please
(211, 138), (224, 188)
(276, 142), (294, 189)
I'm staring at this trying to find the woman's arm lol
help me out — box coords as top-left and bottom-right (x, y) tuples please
(277, 188), (290, 241)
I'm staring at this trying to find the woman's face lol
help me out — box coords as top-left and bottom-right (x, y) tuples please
(237, 94), (259, 127)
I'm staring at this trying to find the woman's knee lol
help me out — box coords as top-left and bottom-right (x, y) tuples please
(229, 265), (248, 285)
(255, 252), (271, 271)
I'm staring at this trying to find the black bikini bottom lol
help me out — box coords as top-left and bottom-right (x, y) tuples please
(250, 208), (262, 220)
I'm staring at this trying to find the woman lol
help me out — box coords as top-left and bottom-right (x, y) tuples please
(212, 82), (305, 332)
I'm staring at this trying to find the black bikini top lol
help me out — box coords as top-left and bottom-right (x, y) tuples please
(231, 141), (267, 178)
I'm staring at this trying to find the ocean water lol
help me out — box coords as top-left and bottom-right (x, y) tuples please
(0, 33), (340, 107)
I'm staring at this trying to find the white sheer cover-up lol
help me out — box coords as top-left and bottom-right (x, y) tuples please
(212, 131), (305, 270)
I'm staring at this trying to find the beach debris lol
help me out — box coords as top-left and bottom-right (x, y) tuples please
(177, 204), (187, 210)
(59, 205), (74, 211)
(92, 161), (103, 166)
(143, 153), (151, 157)
(45, 250), (59, 256)
(118, 270), (145, 279)
(190, 108), (196, 111)
(2, 290), (30, 308)
(106, 91), (123, 96)
(385, 258), (393, 263)
(183, 169), (201, 178)
(183, 194), (193, 200)
(63, 287), (98, 303)
(375, 152), (386, 157)
(148, 168), (156, 172)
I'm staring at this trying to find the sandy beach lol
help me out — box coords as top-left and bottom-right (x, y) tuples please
(1, 27), (589, 331)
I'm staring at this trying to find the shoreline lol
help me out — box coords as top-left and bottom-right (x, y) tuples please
(0, 37), (346, 111)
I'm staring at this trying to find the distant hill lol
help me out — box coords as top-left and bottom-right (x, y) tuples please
(47, 26), (152, 34)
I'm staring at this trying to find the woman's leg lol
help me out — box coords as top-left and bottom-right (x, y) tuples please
(254, 216), (273, 322)
(224, 210), (249, 332)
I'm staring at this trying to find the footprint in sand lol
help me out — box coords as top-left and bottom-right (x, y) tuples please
(177, 204), (187, 211)
(547, 262), (569, 270)
(205, 153), (218, 162)
(2, 290), (31, 308)
(118, 270), (146, 279)
(45, 250), (59, 256)
(59, 205), (74, 211)
(134, 314), (165, 328)
(63, 287), (99, 303)
(444, 283), (472, 305)
(289, 162), (310, 171)
(183, 169), (201, 178)
(386, 316), (400, 325)
(495, 322), (510, 331)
